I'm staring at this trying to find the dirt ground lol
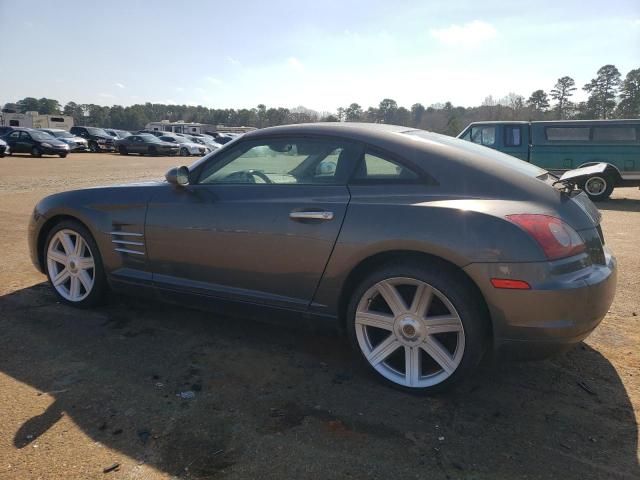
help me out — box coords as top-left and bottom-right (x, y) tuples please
(0, 152), (638, 479)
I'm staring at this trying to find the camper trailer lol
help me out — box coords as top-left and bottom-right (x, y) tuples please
(0, 111), (74, 130)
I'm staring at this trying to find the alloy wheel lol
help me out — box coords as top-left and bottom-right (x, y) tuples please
(355, 277), (465, 388)
(46, 229), (95, 302)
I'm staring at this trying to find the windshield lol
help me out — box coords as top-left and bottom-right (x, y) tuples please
(117, 130), (131, 138)
(87, 127), (109, 136)
(403, 130), (547, 178)
(140, 134), (161, 142)
(31, 131), (57, 141)
(162, 136), (188, 143)
(49, 131), (73, 138)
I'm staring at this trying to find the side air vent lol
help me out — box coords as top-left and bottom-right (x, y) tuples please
(109, 231), (145, 256)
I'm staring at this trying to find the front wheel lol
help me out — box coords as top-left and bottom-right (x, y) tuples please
(180, 147), (189, 157)
(347, 261), (488, 394)
(89, 142), (99, 153)
(44, 220), (107, 307)
(59, 153), (68, 158)
(119, 146), (128, 155)
(583, 174), (614, 202)
(31, 147), (42, 157)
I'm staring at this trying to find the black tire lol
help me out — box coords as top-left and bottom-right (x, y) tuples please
(148, 146), (157, 156)
(582, 174), (614, 202)
(119, 146), (128, 155)
(43, 220), (107, 308)
(59, 153), (68, 158)
(180, 147), (189, 157)
(346, 260), (489, 394)
(31, 146), (42, 158)
(89, 141), (99, 153)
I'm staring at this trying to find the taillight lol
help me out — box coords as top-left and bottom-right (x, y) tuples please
(506, 214), (586, 260)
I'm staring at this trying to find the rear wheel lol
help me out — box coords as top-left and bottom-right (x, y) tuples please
(119, 146), (128, 155)
(31, 146), (42, 157)
(59, 153), (67, 158)
(89, 141), (99, 153)
(148, 146), (157, 156)
(44, 220), (106, 307)
(180, 147), (189, 157)
(347, 261), (488, 394)
(583, 174), (614, 202)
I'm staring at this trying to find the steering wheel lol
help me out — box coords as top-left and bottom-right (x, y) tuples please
(245, 169), (273, 184)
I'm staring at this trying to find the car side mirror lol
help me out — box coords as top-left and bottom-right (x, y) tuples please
(165, 166), (190, 186)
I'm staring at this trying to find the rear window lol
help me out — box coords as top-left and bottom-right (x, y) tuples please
(592, 127), (637, 142)
(545, 127), (590, 141)
(403, 130), (547, 178)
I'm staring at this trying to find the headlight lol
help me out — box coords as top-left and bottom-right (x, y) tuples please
(41, 142), (52, 148)
(97, 139), (106, 143)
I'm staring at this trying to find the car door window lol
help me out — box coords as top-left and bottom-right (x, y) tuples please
(470, 126), (496, 146)
(19, 132), (32, 142)
(8, 131), (20, 141)
(352, 151), (419, 182)
(197, 137), (358, 185)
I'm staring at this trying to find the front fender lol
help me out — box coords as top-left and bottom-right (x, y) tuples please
(29, 184), (161, 275)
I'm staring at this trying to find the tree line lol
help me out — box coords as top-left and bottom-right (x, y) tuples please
(3, 64), (638, 136)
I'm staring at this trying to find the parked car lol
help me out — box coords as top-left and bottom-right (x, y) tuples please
(28, 123), (616, 393)
(159, 135), (208, 156)
(208, 132), (234, 144)
(105, 129), (132, 139)
(186, 135), (223, 151)
(4, 128), (70, 157)
(457, 119), (640, 201)
(115, 134), (180, 156)
(40, 129), (88, 152)
(69, 126), (115, 152)
(0, 137), (9, 157)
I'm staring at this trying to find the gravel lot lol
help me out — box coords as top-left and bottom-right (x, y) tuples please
(0, 152), (638, 479)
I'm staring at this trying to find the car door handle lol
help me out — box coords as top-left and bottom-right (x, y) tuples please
(289, 211), (334, 221)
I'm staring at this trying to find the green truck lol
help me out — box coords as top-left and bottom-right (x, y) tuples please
(457, 119), (640, 201)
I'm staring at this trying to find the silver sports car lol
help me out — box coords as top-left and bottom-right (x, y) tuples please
(28, 123), (617, 393)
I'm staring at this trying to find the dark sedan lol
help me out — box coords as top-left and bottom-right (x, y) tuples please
(28, 123), (616, 393)
(4, 128), (70, 157)
(115, 134), (180, 156)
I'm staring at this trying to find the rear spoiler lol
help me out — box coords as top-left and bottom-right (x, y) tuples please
(553, 163), (613, 189)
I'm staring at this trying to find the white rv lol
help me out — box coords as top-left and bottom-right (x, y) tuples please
(0, 111), (74, 130)
(145, 120), (209, 135)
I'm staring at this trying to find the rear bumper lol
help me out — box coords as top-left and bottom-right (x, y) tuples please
(464, 249), (617, 359)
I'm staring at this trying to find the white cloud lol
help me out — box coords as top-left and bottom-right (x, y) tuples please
(226, 56), (241, 66)
(430, 20), (497, 47)
(114, 82), (125, 89)
(98, 92), (115, 99)
(176, 87), (185, 92)
(205, 76), (222, 85)
(287, 57), (304, 71)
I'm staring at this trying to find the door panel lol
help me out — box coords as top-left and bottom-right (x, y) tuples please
(145, 184), (350, 310)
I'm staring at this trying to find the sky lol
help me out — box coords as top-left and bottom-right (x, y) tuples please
(0, 0), (638, 113)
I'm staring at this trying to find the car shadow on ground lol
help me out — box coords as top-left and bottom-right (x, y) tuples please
(1, 283), (638, 479)
(597, 197), (640, 212)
